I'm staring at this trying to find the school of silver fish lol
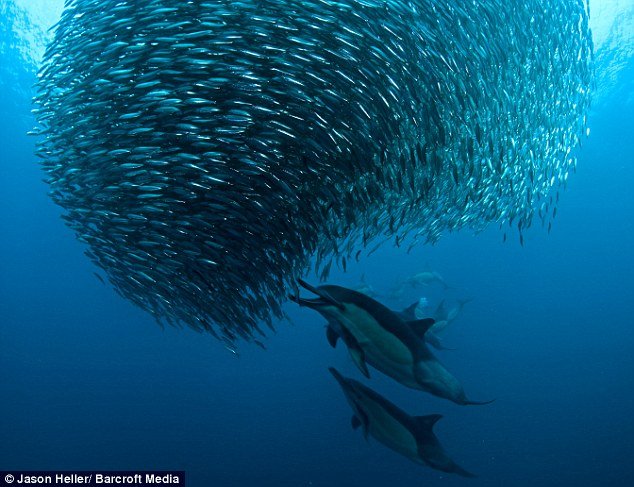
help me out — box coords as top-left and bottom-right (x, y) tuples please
(33, 0), (593, 345)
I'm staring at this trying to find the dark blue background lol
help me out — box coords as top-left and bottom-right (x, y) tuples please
(1, 7), (633, 487)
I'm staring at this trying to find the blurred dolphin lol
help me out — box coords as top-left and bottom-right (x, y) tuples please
(352, 274), (382, 299)
(396, 301), (452, 351)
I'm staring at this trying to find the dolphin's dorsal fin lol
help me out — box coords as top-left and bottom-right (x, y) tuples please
(326, 323), (339, 348)
(407, 318), (435, 338)
(414, 414), (443, 433)
(400, 301), (419, 320)
(351, 415), (362, 430)
(434, 299), (447, 320)
(348, 344), (370, 378)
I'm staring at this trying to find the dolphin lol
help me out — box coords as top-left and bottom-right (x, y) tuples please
(444, 297), (473, 323)
(399, 296), (472, 344)
(430, 299), (450, 334)
(405, 271), (449, 289)
(396, 301), (451, 351)
(329, 367), (476, 478)
(352, 274), (382, 299)
(387, 270), (448, 301)
(290, 280), (492, 405)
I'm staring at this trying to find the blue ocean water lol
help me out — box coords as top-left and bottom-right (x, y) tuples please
(1, 2), (633, 486)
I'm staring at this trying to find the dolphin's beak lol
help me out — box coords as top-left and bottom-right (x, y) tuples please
(291, 278), (345, 310)
(328, 367), (347, 387)
(288, 293), (327, 308)
(328, 368), (360, 413)
(461, 398), (496, 406)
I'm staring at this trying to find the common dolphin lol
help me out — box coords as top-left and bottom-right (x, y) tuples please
(329, 368), (476, 478)
(405, 271), (449, 289)
(399, 296), (472, 343)
(290, 280), (492, 405)
(443, 297), (473, 324)
(396, 302), (451, 351)
(387, 270), (448, 301)
(430, 297), (472, 334)
(353, 274), (382, 299)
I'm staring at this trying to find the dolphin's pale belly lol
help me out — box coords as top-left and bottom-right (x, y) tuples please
(418, 443), (454, 471)
(415, 358), (465, 402)
(338, 305), (413, 365)
(328, 304), (433, 391)
(366, 340), (466, 401)
(326, 304), (466, 400)
(362, 396), (421, 464)
(365, 353), (421, 390)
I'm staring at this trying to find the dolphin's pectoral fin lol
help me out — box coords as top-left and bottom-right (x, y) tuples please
(351, 415), (362, 430)
(338, 327), (370, 378)
(413, 414), (443, 433)
(407, 318), (436, 338)
(348, 344), (370, 378)
(326, 323), (339, 348)
(356, 410), (370, 440)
